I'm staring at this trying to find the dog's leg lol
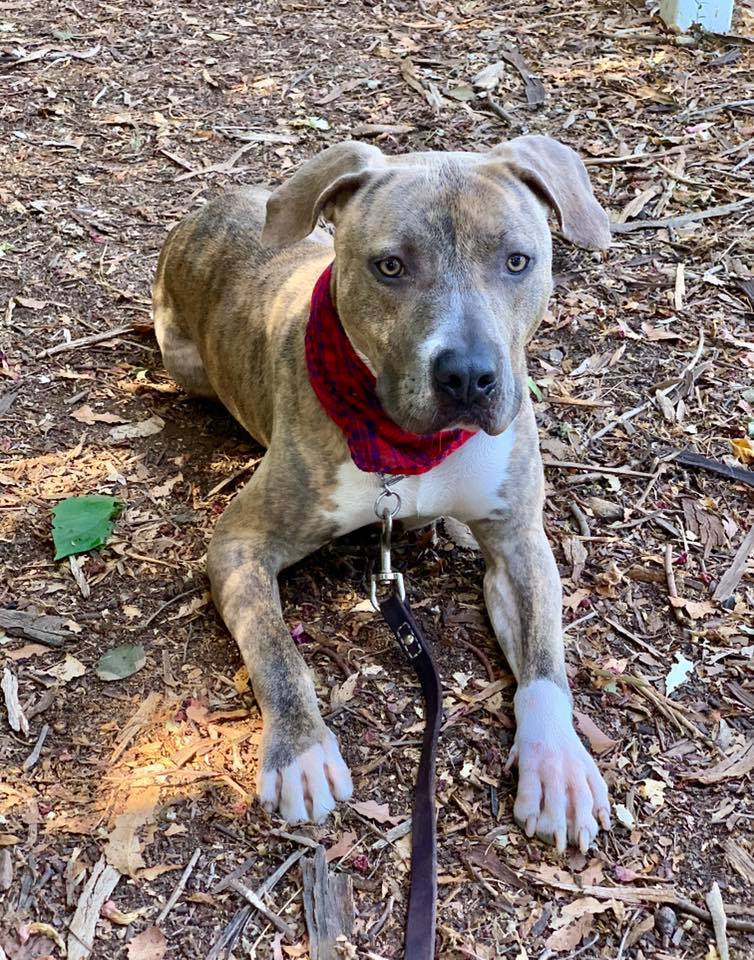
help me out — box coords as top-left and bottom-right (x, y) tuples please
(469, 514), (610, 852)
(207, 463), (352, 824)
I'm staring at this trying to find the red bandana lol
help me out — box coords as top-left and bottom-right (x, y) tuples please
(305, 265), (474, 475)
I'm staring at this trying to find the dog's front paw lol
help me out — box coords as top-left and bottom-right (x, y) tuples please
(257, 726), (352, 824)
(508, 679), (610, 853)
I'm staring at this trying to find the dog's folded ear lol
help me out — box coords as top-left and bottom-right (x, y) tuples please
(262, 141), (383, 248)
(487, 136), (611, 251)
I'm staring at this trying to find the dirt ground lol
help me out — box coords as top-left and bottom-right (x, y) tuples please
(1, 0), (753, 957)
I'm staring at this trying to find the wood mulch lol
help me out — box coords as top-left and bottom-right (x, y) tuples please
(0, 0), (752, 957)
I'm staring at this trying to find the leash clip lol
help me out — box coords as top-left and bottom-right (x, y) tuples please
(370, 505), (406, 610)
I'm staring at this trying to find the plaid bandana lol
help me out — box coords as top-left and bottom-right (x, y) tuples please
(305, 264), (474, 475)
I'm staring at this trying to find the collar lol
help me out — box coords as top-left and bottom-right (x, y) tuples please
(305, 264), (474, 476)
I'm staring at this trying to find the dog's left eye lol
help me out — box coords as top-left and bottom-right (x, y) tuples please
(506, 253), (530, 274)
(376, 256), (405, 278)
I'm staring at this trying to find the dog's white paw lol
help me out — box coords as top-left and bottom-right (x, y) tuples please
(507, 679), (610, 853)
(258, 729), (353, 824)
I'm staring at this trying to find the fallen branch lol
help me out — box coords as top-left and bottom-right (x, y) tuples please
(611, 196), (754, 234)
(228, 877), (296, 940)
(543, 459), (654, 479)
(526, 873), (754, 933)
(37, 325), (135, 358)
(157, 848), (201, 925)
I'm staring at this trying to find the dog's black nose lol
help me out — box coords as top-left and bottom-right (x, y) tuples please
(433, 348), (497, 405)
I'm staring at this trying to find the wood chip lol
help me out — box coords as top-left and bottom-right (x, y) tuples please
(67, 856), (121, 960)
(2, 667), (29, 735)
(705, 882), (729, 960)
(301, 845), (356, 959)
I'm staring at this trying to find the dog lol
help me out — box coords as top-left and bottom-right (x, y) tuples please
(152, 136), (612, 852)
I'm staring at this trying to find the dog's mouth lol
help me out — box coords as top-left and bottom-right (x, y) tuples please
(387, 396), (517, 438)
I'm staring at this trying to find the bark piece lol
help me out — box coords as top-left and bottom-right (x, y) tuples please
(301, 845), (355, 960)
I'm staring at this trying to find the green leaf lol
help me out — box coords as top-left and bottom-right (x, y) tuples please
(527, 376), (543, 401)
(95, 643), (146, 682)
(52, 495), (123, 560)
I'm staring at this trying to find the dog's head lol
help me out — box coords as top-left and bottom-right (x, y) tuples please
(262, 137), (610, 436)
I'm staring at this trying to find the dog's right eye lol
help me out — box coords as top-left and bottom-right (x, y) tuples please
(375, 256), (405, 278)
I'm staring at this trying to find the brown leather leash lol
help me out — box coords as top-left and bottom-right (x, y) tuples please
(370, 478), (442, 960)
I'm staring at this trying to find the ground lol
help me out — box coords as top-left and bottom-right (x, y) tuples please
(1, 0), (753, 958)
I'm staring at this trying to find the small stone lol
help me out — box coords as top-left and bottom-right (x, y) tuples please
(654, 905), (677, 940)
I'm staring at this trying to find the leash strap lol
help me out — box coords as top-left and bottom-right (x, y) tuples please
(379, 593), (442, 960)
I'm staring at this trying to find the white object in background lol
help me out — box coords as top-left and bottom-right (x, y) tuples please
(659, 0), (734, 32)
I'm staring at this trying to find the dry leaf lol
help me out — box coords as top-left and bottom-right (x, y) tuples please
(669, 597), (714, 620)
(639, 778), (666, 808)
(325, 831), (357, 862)
(104, 786), (160, 877)
(349, 800), (393, 824)
(574, 711), (617, 754)
(330, 672), (358, 711)
(138, 864), (183, 881)
(730, 437), (754, 464)
(127, 926), (166, 960)
(4, 643), (50, 661)
(46, 654), (87, 683)
(545, 914), (594, 951)
(686, 742), (754, 784)
(233, 666), (249, 693)
(109, 416), (165, 441)
(71, 404), (123, 425)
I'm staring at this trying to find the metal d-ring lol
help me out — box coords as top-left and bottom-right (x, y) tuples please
(370, 505), (406, 610)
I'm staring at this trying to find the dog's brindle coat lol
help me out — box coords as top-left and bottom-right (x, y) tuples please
(153, 137), (613, 851)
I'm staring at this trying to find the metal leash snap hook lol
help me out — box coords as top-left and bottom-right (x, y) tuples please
(370, 506), (406, 610)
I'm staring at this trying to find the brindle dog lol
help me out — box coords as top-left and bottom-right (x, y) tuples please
(153, 137), (612, 852)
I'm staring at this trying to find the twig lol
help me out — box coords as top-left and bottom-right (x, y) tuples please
(176, 142), (257, 182)
(570, 502), (591, 537)
(713, 525), (754, 603)
(583, 146), (685, 167)
(543, 459), (654, 478)
(705, 882), (729, 960)
(205, 459), (261, 499)
(157, 848), (201, 924)
(456, 638), (496, 683)
(36, 325), (135, 358)
(615, 909), (643, 960)
(685, 97), (754, 119)
(143, 587), (203, 628)
(270, 829), (320, 850)
(211, 855), (257, 894)
(663, 544), (683, 624)
(228, 878), (296, 940)
(367, 895), (395, 943)
(483, 93), (518, 126)
(207, 850), (304, 958)
(22, 724), (49, 771)
(256, 849), (306, 896)
(590, 328), (704, 444)
(611, 196), (754, 234)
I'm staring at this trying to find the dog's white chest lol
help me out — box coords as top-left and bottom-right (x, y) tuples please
(325, 428), (514, 535)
